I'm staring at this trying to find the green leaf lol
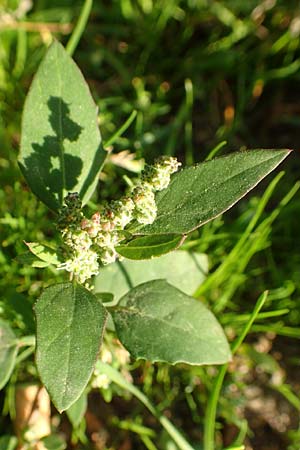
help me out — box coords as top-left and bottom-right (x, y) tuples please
(116, 234), (183, 260)
(16, 251), (50, 268)
(94, 250), (208, 299)
(0, 436), (18, 450)
(0, 320), (18, 389)
(19, 41), (105, 211)
(34, 282), (107, 412)
(41, 434), (66, 450)
(134, 149), (291, 235)
(112, 280), (231, 365)
(25, 242), (62, 266)
(66, 391), (87, 428)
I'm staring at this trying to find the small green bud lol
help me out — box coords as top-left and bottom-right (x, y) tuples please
(64, 229), (92, 252)
(110, 197), (135, 229)
(141, 156), (181, 192)
(64, 192), (82, 209)
(57, 192), (83, 230)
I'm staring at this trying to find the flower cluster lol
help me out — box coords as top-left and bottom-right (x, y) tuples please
(57, 156), (181, 285)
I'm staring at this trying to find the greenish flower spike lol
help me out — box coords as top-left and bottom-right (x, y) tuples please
(57, 157), (181, 285)
(142, 156), (182, 191)
(132, 185), (157, 224)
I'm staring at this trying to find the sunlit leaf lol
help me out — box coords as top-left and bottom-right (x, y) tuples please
(134, 150), (291, 235)
(112, 280), (231, 365)
(19, 41), (105, 211)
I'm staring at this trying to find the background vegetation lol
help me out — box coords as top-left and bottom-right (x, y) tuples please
(1, 0), (300, 449)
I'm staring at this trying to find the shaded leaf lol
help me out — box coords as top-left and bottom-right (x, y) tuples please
(19, 41), (105, 211)
(112, 280), (231, 365)
(0, 320), (18, 389)
(94, 250), (208, 299)
(116, 234), (183, 260)
(134, 150), (291, 235)
(35, 282), (107, 412)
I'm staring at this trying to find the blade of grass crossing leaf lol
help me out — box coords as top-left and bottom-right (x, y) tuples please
(214, 181), (300, 311)
(12, 29), (27, 79)
(15, 347), (34, 365)
(104, 110), (137, 148)
(216, 179), (300, 310)
(96, 362), (195, 450)
(226, 420), (248, 450)
(66, 0), (93, 57)
(141, 435), (158, 450)
(203, 291), (268, 450)
(184, 78), (194, 166)
(195, 171), (285, 298)
(251, 324), (300, 338)
(223, 308), (289, 324)
(206, 140), (227, 161)
(274, 384), (300, 411)
(213, 224), (270, 312)
(165, 98), (189, 156)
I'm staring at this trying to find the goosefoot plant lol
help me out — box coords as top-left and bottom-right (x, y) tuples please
(1, 40), (291, 438)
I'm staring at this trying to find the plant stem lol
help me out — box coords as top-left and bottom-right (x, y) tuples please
(66, 0), (93, 56)
(203, 291), (268, 450)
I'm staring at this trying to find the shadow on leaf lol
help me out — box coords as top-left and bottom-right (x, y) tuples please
(20, 96), (83, 211)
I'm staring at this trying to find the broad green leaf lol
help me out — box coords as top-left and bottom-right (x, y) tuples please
(0, 320), (18, 389)
(134, 149), (291, 235)
(112, 280), (231, 365)
(35, 282), (107, 412)
(19, 41), (105, 211)
(116, 234), (183, 260)
(94, 250), (208, 299)
(25, 242), (61, 266)
(66, 391), (87, 428)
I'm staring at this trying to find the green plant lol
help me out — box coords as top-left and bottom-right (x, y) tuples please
(0, 38), (292, 449)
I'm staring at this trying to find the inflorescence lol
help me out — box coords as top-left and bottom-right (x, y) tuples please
(57, 156), (181, 285)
